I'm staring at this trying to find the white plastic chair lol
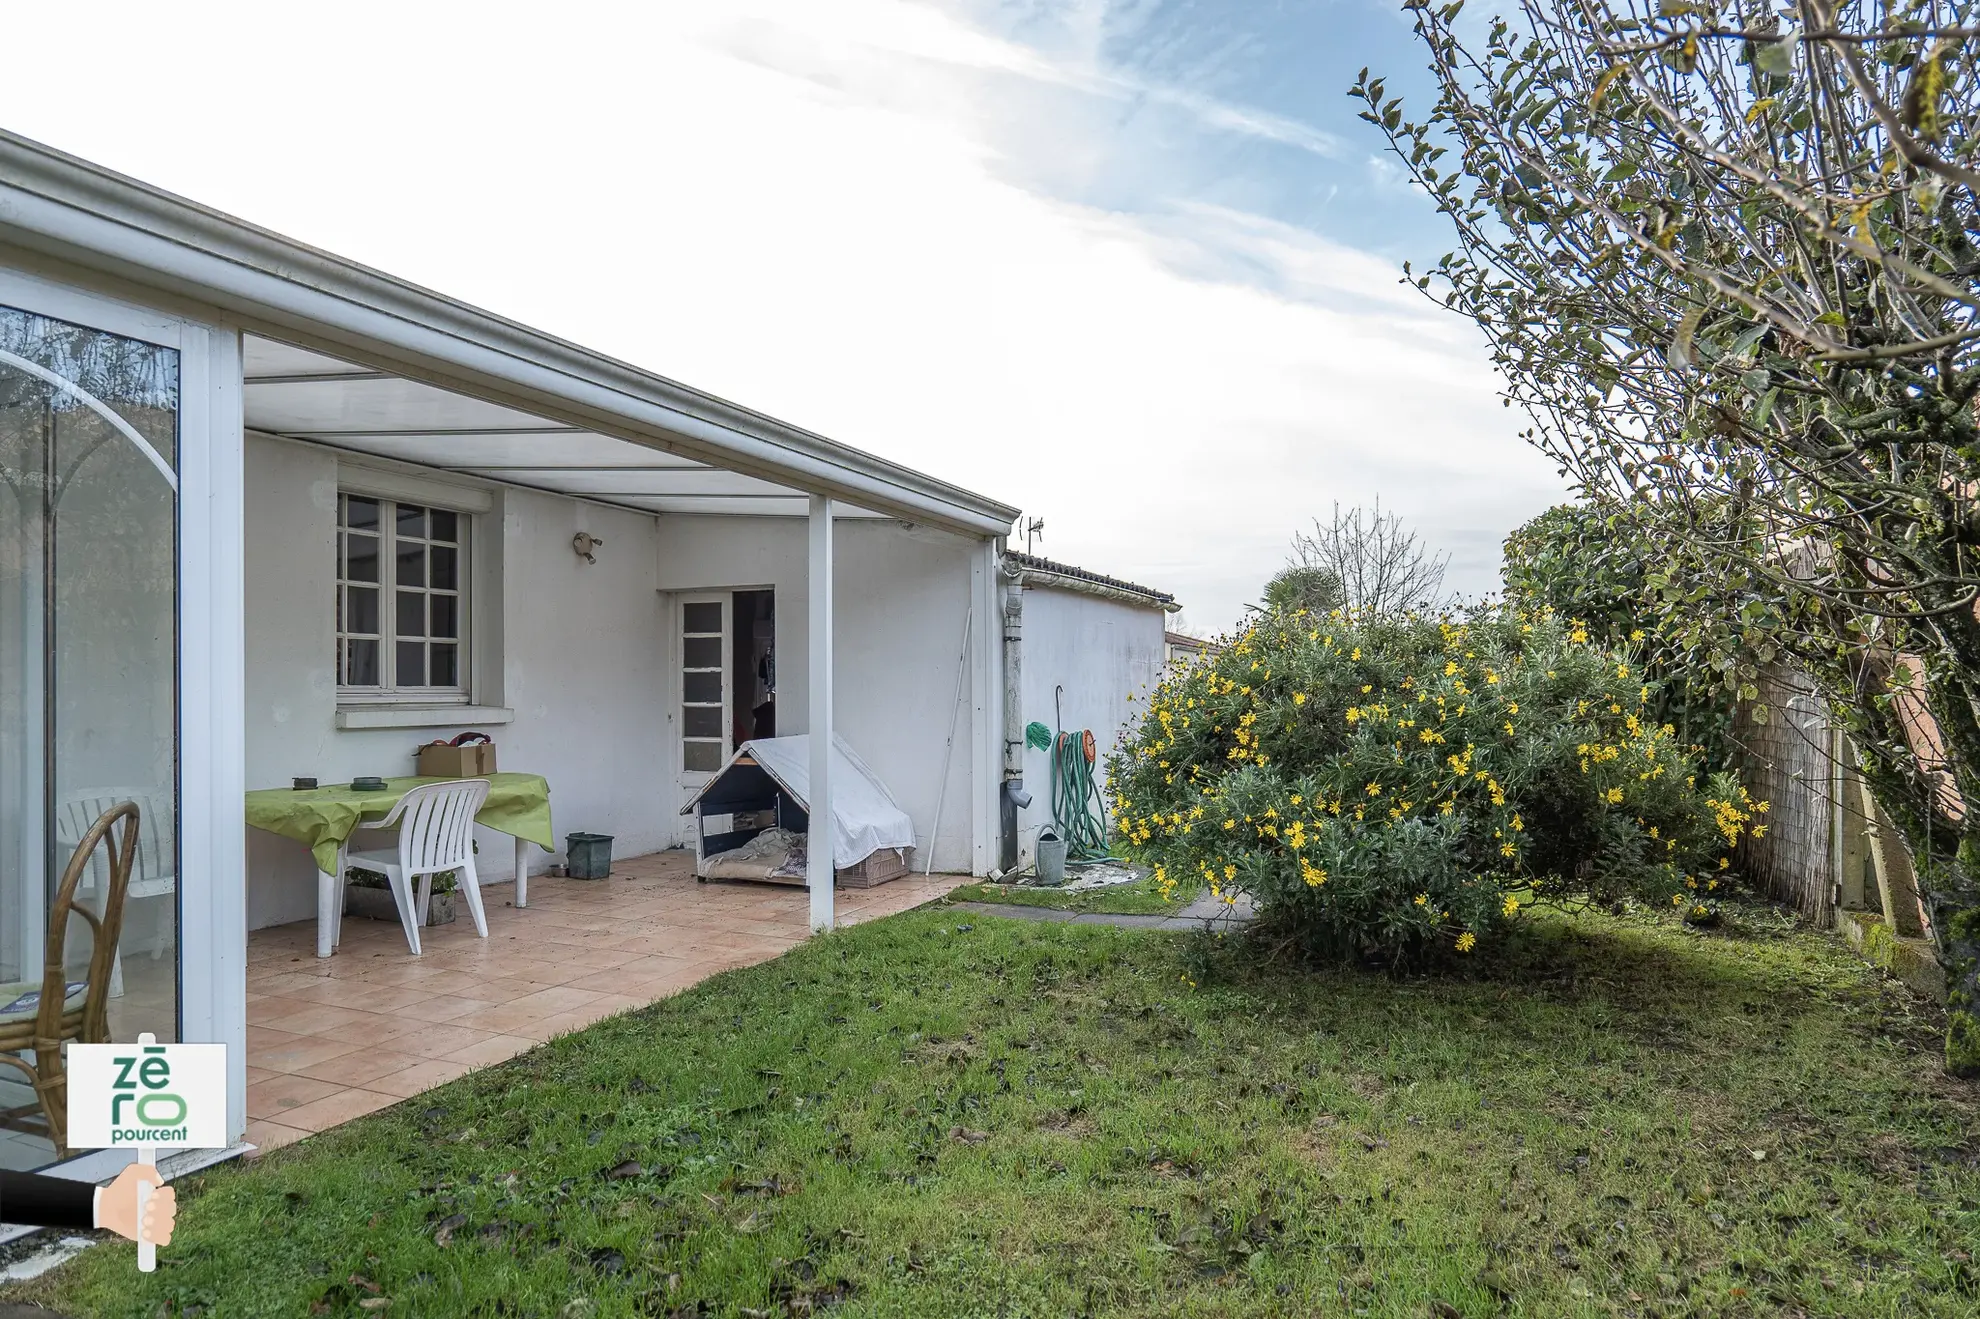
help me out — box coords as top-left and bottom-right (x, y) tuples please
(336, 778), (491, 956)
(56, 788), (176, 999)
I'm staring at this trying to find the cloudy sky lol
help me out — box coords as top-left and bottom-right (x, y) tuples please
(0, 0), (1565, 631)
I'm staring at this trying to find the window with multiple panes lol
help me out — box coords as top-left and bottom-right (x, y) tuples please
(336, 494), (467, 699)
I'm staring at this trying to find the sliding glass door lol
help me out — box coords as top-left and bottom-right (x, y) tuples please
(0, 302), (180, 1167)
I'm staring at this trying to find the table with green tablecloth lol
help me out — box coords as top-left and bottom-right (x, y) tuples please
(245, 773), (553, 957)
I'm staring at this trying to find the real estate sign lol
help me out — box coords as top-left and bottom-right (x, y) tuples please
(67, 1037), (227, 1150)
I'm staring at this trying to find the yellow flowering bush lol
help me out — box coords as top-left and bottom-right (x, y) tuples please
(1110, 608), (1760, 963)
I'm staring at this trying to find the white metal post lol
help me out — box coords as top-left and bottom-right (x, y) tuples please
(178, 321), (248, 1145)
(806, 495), (834, 933)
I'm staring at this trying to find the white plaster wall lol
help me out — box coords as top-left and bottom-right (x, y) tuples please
(653, 515), (981, 874)
(247, 458), (990, 929)
(244, 435), (670, 929)
(1013, 585), (1168, 865)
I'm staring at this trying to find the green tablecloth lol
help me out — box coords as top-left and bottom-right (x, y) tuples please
(245, 773), (554, 874)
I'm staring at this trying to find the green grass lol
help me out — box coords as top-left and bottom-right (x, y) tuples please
(16, 903), (1979, 1318)
(945, 879), (1175, 914)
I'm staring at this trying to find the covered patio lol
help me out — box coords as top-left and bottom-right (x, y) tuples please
(244, 853), (954, 1152)
(0, 127), (1016, 1172)
(239, 328), (1003, 935)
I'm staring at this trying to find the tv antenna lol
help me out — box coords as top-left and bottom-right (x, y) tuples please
(1021, 516), (1044, 555)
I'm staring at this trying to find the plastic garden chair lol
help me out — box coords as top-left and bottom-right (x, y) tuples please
(338, 778), (491, 956)
(56, 788), (177, 999)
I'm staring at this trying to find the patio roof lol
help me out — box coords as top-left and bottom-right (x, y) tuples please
(0, 129), (1021, 535)
(244, 337), (870, 519)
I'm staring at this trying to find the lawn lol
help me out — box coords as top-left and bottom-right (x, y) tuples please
(15, 902), (1979, 1318)
(946, 868), (1191, 915)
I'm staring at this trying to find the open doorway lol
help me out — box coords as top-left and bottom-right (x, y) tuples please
(732, 590), (775, 747)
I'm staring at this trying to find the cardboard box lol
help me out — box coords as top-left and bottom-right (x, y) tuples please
(417, 740), (497, 778)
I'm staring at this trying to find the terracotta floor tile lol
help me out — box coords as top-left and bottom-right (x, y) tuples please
(488, 958), (586, 986)
(364, 1059), (474, 1098)
(441, 1034), (536, 1067)
(388, 1024), (502, 1060)
(530, 941), (643, 970)
(447, 1002), (557, 1035)
(246, 970), (338, 997)
(275, 1086), (401, 1132)
(503, 907), (587, 930)
(601, 932), (718, 958)
(246, 1072), (345, 1120)
(247, 998), (311, 1030)
(414, 949), (530, 977)
(296, 1046), (431, 1087)
(312, 1009), (438, 1046)
(252, 1001), (382, 1038)
(255, 1034), (367, 1075)
(291, 980), (434, 1014)
(561, 958), (691, 992)
(615, 971), (708, 1002)
(244, 1118), (311, 1154)
(385, 967), (491, 997)
(501, 985), (608, 1016)
(513, 1010), (607, 1043)
(442, 976), (547, 1004)
(717, 917), (812, 939)
(245, 1025), (307, 1056)
(329, 961), (430, 988)
(246, 849), (960, 1132)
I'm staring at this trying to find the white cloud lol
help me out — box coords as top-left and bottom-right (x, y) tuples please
(0, 0), (1563, 628)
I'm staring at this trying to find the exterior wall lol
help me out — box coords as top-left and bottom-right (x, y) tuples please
(1013, 585), (1168, 865)
(653, 515), (982, 875)
(244, 434), (670, 929)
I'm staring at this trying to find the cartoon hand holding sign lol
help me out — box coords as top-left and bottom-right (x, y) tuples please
(63, 1032), (227, 1269)
(0, 1161), (173, 1246)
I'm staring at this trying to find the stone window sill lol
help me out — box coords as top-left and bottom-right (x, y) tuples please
(334, 705), (515, 731)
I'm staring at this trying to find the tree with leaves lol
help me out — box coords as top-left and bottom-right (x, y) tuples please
(1357, 0), (1980, 1071)
(1263, 564), (1348, 616)
(1502, 499), (1742, 766)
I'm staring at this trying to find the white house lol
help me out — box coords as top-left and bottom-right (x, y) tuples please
(0, 131), (1181, 1175)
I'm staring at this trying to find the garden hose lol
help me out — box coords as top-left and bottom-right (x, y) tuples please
(1050, 728), (1111, 862)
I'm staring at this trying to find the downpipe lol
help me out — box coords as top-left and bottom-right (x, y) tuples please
(997, 557), (1031, 873)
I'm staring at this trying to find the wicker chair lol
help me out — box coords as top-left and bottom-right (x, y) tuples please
(0, 801), (138, 1155)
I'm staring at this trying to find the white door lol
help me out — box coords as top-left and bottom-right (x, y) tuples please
(676, 594), (732, 807)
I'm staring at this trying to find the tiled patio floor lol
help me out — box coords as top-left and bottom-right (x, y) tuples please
(245, 850), (954, 1153)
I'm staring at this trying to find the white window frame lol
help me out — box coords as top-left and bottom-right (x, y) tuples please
(335, 490), (471, 706)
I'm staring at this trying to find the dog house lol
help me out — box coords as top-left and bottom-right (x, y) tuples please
(679, 734), (915, 887)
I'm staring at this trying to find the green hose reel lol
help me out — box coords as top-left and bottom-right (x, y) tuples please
(1048, 726), (1110, 864)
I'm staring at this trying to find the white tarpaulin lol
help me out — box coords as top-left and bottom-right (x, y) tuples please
(679, 734), (916, 867)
